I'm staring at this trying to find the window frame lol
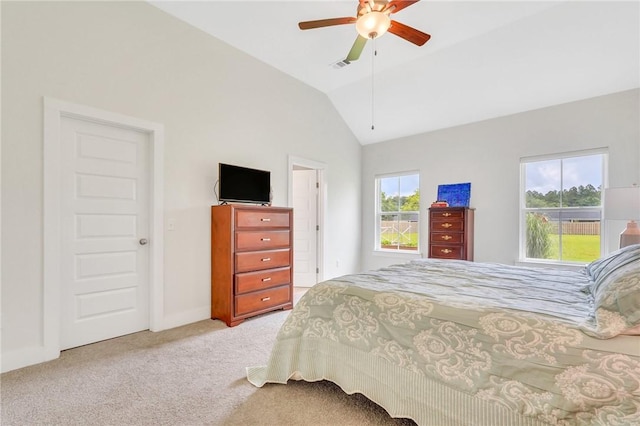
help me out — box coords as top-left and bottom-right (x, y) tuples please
(374, 171), (421, 255)
(519, 148), (608, 265)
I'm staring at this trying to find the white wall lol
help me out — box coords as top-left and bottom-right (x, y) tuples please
(362, 89), (640, 271)
(1, 1), (361, 371)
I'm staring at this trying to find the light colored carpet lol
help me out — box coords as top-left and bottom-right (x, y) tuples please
(1, 290), (415, 425)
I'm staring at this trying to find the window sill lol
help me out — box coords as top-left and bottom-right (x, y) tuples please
(515, 259), (587, 272)
(373, 249), (422, 259)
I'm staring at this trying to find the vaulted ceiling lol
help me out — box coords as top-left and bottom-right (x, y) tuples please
(150, 1), (640, 145)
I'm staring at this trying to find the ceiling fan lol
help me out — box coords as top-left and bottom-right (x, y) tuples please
(298, 0), (431, 64)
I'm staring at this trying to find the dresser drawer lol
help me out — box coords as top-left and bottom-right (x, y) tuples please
(235, 248), (290, 273)
(430, 232), (463, 244)
(430, 209), (464, 220)
(235, 267), (291, 294)
(430, 245), (464, 259)
(431, 220), (464, 232)
(235, 285), (291, 316)
(236, 210), (290, 228)
(235, 230), (290, 251)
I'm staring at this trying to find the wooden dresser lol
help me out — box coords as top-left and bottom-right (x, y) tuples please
(211, 205), (293, 327)
(428, 207), (475, 261)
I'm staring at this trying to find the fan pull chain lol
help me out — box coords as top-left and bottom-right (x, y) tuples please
(371, 38), (377, 131)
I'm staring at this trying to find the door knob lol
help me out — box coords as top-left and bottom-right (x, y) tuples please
(139, 238), (148, 245)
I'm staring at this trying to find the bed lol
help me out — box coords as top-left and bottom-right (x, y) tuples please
(247, 244), (640, 425)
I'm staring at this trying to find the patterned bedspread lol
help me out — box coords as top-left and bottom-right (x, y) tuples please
(248, 258), (640, 425)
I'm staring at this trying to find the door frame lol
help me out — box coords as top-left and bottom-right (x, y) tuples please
(43, 97), (164, 361)
(288, 155), (325, 283)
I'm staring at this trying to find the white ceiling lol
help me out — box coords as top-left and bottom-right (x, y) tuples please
(150, 1), (640, 145)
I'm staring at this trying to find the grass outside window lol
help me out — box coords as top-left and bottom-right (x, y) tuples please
(548, 234), (600, 263)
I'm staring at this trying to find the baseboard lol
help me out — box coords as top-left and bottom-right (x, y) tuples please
(2, 345), (59, 373)
(158, 306), (210, 331)
(2, 308), (210, 373)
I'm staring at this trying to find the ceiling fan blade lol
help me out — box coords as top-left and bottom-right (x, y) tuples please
(383, 0), (420, 14)
(388, 20), (431, 46)
(298, 17), (356, 30)
(345, 36), (368, 63)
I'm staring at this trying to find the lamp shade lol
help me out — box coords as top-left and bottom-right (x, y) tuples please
(356, 11), (391, 39)
(604, 186), (640, 220)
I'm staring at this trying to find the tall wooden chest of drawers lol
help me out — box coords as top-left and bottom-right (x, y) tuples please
(211, 205), (293, 326)
(428, 207), (475, 261)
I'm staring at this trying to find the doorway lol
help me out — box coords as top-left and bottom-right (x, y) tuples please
(289, 156), (325, 287)
(43, 98), (164, 360)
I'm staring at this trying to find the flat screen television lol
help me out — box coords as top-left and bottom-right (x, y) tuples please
(218, 163), (271, 204)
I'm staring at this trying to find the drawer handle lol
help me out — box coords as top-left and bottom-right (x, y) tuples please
(261, 297), (271, 302)
(441, 223), (453, 228)
(261, 238), (271, 242)
(441, 235), (453, 240)
(262, 277), (271, 282)
(261, 257), (271, 262)
(442, 212), (452, 217)
(261, 218), (271, 222)
(440, 249), (453, 254)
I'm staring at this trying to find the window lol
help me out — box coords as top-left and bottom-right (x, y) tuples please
(376, 172), (420, 252)
(520, 151), (606, 263)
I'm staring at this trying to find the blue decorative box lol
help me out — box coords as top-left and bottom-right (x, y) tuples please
(437, 182), (471, 207)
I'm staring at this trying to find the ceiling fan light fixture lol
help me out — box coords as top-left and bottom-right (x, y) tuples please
(356, 11), (390, 39)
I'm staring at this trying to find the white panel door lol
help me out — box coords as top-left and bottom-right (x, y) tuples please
(60, 116), (150, 350)
(293, 169), (318, 286)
